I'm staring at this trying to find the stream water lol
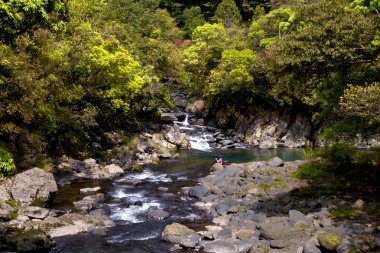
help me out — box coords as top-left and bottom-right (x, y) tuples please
(51, 148), (303, 253)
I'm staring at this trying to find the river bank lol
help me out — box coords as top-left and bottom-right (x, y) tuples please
(161, 156), (380, 253)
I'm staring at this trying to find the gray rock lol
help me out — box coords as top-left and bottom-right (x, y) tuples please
(164, 126), (190, 149)
(82, 158), (97, 169)
(49, 213), (116, 238)
(289, 210), (312, 226)
(89, 209), (109, 216)
(161, 222), (201, 248)
(73, 200), (93, 211)
(22, 206), (50, 219)
(188, 186), (209, 198)
(146, 209), (171, 221)
(252, 213), (267, 223)
(215, 229), (233, 240)
(316, 209), (331, 219)
(157, 187), (169, 192)
(268, 157), (284, 167)
(10, 167), (58, 207)
(80, 186), (101, 194)
(337, 237), (354, 253)
(161, 113), (178, 122)
(219, 140), (234, 146)
(270, 240), (290, 249)
(215, 203), (229, 215)
(0, 209), (11, 221)
(104, 164), (124, 177)
(259, 222), (293, 240)
(303, 240), (321, 253)
(203, 238), (240, 253)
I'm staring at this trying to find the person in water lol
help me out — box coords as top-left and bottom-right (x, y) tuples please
(215, 157), (224, 164)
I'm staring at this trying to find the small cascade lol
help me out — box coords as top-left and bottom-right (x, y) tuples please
(174, 114), (212, 151)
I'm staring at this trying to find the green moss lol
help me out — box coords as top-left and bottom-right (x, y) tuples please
(332, 205), (356, 219)
(259, 178), (288, 191)
(365, 202), (380, 217)
(5, 198), (18, 208)
(8, 210), (18, 219)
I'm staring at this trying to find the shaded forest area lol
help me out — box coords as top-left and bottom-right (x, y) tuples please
(0, 0), (379, 170)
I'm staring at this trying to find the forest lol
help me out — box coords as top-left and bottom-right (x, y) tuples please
(0, 0), (379, 171)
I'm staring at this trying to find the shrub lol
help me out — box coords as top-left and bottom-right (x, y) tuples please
(292, 161), (328, 180)
(0, 148), (16, 177)
(319, 142), (357, 165)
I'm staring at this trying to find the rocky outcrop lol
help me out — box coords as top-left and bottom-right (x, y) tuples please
(0, 223), (54, 252)
(241, 112), (312, 149)
(47, 213), (116, 238)
(10, 168), (58, 207)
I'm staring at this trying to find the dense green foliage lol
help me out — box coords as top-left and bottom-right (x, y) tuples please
(0, 148), (16, 176)
(0, 0), (379, 169)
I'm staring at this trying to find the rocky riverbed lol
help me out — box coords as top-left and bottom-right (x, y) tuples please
(162, 157), (380, 253)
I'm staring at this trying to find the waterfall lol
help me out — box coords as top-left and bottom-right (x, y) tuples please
(174, 114), (212, 151)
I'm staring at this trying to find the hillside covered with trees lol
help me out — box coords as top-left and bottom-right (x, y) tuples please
(0, 0), (379, 170)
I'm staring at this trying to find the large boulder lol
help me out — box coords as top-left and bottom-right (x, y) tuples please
(164, 126), (190, 149)
(10, 168), (58, 207)
(161, 222), (201, 248)
(268, 157), (284, 167)
(104, 164), (124, 177)
(259, 222), (293, 240)
(289, 210), (312, 226)
(188, 186), (209, 199)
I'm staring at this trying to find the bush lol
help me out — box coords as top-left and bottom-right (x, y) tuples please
(0, 148), (16, 177)
(319, 142), (357, 165)
(292, 161), (328, 180)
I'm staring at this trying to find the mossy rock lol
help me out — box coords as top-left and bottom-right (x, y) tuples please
(250, 242), (269, 253)
(294, 221), (310, 231)
(344, 248), (361, 253)
(236, 229), (253, 239)
(318, 232), (344, 251)
(352, 235), (375, 251)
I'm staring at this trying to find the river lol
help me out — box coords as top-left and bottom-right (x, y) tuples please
(51, 148), (303, 253)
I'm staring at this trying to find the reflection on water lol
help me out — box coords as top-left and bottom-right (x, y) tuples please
(51, 148), (303, 253)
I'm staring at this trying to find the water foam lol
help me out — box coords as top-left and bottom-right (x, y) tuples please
(116, 169), (172, 183)
(110, 201), (162, 223)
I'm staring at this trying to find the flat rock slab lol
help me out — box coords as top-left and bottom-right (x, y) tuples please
(80, 186), (101, 194)
(22, 206), (50, 219)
